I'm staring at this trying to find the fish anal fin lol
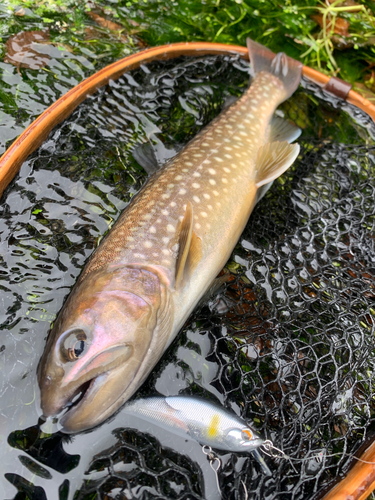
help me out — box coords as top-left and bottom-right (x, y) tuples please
(175, 202), (202, 289)
(269, 115), (301, 144)
(255, 141), (300, 188)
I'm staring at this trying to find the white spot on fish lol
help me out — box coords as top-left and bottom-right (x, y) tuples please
(192, 183), (200, 189)
(162, 193), (171, 199)
(203, 193), (210, 199)
(162, 210), (169, 216)
(167, 224), (175, 232)
(144, 241), (153, 248)
(214, 157), (224, 162)
(167, 184), (174, 189)
(222, 178), (228, 184)
(193, 172), (201, 177)
(179, 189), (187, 195)
(213, 190), (219, 196)
(170, 202), (176, 207)
(208, 168), (216, 175)
(175, 175), (183, 181)
(195, 223), (201, 229)
(201, 212), (208, 218)
(162, 249), (170, 255)
(193, 196), (200, 203)
(209, 179), (216, 185)
(162, 237), (169, 244)
(149, 226), (156, 234)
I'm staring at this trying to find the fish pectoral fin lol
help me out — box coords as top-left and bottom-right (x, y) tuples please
(175, 202), (202, 289)
(255, 141), (300, 188)
(269, 115), (301, 144)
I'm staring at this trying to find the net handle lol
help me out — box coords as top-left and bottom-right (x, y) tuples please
(321, 438), (375, 500)
(0, 41), (374, 199)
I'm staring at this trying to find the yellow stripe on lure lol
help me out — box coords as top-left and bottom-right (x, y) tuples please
(37, 39), (302, 433)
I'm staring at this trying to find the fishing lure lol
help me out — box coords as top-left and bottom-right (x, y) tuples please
(124, 395), (263, 453)
(123, 395), (272, 494)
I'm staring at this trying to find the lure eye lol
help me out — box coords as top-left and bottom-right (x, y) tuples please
(60, 329), (88, 362)
(242, 429), (252, 441)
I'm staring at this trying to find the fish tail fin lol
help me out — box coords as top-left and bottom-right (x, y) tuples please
(246, 38), (302, 100)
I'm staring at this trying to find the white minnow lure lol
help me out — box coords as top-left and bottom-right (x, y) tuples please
(124, 396), (264, 453)
(37, 39), (302, 433)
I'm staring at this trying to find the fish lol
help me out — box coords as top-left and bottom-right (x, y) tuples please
(123, 395), (264, 453)
(37, 38), (302, 433)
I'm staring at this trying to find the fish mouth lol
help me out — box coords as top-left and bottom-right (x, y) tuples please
(58, 372), (110, 432)
(64, 378), (95, 412)
(55, 344), (145, 433)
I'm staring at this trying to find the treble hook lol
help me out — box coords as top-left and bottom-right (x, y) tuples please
(260, 440), (299, 473)
(202, 445), (222, 497)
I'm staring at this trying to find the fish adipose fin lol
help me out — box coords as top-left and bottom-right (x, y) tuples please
(255, 141), (300, 188)
(175, 201), (202, 289)
(246, 38), (302, 100)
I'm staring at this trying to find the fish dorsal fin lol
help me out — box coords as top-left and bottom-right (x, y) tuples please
(133, 142), (184, 176)
(269, 116), (301, 144)
(175, 202), (202, 289)
(255, 141), (300, 188)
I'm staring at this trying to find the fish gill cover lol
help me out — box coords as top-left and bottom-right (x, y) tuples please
(1, 55), (375, 499)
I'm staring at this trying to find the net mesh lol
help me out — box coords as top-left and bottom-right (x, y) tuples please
(1, 55), (375, 500)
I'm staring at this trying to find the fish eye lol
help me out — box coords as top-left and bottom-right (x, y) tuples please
(68, 340), (86, 360)
(242, 429), (252, 441)
(60, 329), (88, 362)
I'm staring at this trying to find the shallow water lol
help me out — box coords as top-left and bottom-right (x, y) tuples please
(1, 55), (375, 500)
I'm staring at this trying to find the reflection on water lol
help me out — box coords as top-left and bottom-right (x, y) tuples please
(1, 55), (375, 499)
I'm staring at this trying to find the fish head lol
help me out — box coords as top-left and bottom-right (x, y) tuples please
(38, 266), (168, 433)
(226, 427), (264, 451)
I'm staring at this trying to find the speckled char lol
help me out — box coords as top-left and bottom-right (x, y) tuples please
(38, 39), (303, 434)
(83, 71), (285, 283)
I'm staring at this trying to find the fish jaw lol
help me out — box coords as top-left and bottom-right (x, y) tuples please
(38, 266), (173, 433)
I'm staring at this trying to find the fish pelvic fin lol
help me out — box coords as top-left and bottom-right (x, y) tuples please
(246, 38), (302, 100)
(255, 141), (300, 188)
(175, 201), (202, 289)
